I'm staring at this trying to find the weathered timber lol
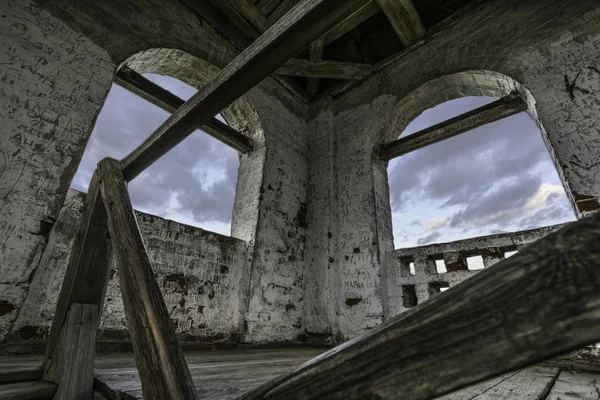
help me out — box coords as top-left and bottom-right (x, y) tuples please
(547, 371), (600, 399)
(44, 303), (98, 400)
(277, 59), (371, 80)
(322, 0), (380, 45)
(256, 0), (283, 15)
(0, 368), (42, 384)
(238, 212), (600, 399)
(307, 38), (324, 97)
(207, 0), (260, 40)
(0, 381), (57, 400)
(267, 0), (299, 25)
(376, 0), (425, 45)
(43, 169), (112, 367)
(121, 0), (367, 181)
(99, 158), (197, 400)
(114, 67), (253, 153)
(229, 0), (271, 33)
(380, 94), (527, 161)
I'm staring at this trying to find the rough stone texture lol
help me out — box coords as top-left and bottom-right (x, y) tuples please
(383, 224), (564, 319)
(305, 0), (600, 341)
(9, 189), (250, 343)
(0, 0), (114, 342)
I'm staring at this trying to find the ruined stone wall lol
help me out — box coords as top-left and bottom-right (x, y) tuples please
(9, 189), (249, 344)
(383, 224), (564, 319)
(305, 0), (600, 341)
(0, 0), (114, 342)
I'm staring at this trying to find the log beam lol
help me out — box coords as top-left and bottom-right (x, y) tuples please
(307, 38), (324, 97)
(114, 67), (253, 154)
(380, 95), (527, 161)
(121, 0), (367, 181)
(239, 211), (600, 399)
(277, 59), (371, 80)
(376, 0), (425, 46)
(99, 158), (197, 399)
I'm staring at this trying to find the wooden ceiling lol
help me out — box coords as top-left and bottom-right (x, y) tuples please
(182, 0), (474, 101)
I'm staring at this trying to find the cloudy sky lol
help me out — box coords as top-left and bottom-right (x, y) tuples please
(71, 74), (239, 235)
(388, 96), (576, 248)
(72, 78), (576, 246)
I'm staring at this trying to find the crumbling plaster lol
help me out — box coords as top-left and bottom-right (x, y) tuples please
(305, 0), (600, 340)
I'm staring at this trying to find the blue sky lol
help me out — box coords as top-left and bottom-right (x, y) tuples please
(388, 97), (576, 247)
(72, 77), (576, 245)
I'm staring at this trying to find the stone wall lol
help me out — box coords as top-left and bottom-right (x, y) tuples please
(304, 0), (600, 341)
(9, 189), (250, 344)
(0, 0), (114, 342)
(382, 224), (564, 319)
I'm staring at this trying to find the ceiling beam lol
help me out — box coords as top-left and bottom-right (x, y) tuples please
(120, 0), (367, 181)
(376, 0), (425, 46)
(323, 0), (380, 45)
(379, 95), (527, 161)
(114, 67), (253, 154)
(277, 59), (371, 80)
(228, 0), (272, 33)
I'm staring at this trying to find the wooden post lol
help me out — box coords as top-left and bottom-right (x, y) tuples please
(44, 303), (98, 400)
(98, 158), (197, 399)
(44, 169), (113, 368)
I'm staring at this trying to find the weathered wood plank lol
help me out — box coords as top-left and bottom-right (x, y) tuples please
(0, 368), (42, 384)
(43, 169), (112, 367)
(238, 212), (600, 400)
(376, 0), (425, 45)
(256, 0), (283, 15)
(208, 0), (260, 40)
(99, 158), (197, 400)
(307, 38), (324, 97)
(547, 370), (600, 399)
(0, 381), (57, 400)
(120, 0), (366, 181)
(44, 303), (98, 400)
(277, 59), (371, 80)
(114, 67), (253, 153)
(266, 0), (299, 25)
(380, 94), (527, 161)
(322, 0), (380, 45)
(230, 0), (271, 33)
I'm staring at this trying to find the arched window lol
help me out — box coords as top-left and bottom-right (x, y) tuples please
(387, 96), (576, 248)
(71, 74), (239, 235)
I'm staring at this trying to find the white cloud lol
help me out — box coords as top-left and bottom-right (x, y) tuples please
(525, 183), (565, 210)
(425, 216), (450, 230)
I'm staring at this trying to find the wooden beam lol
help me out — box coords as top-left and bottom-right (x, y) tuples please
(99, 158), (197, 399)
(239, 212), (600, 400)
(44, 303), (98, 400)
(256, 0), (284, 15)
(207, 0), (260, 40)
(121, 0), (367, 181)
(380, 95), (527, 161)
(229, 0), (271, 33)
(0, 381), (57, 400)
(0, 368), (43, 384)
(277, 59), (371, 80)
(43, 169), (112, 367)
(114, 67), (253, 154)
(307, 38), (324, 97)
(376, 0), (425, 46)
(322, 0), (380, 45)
(267, 0), (299, 25)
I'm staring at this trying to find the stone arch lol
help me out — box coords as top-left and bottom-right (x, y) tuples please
(118, 48), (267, 243)
(374, 70), (578, 240)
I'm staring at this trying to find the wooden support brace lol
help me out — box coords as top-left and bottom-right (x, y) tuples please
(277, 59), (371, 80)
(99, 158), (197, 399)
(239, 212), (600, 399)
(120, 0), (367, 181)
(114, 67), (253, 154)
(44, 169), (113, 368)
(380, 95), (528, 161)
(44, 303), (98, 400)
(376, 0), (425, 46)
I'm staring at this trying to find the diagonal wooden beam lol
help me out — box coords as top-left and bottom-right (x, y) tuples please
(239, 211), (600, 399)
(121, 0), (367, 181)
(322, 0), (380, 45)
(229, 0), (272, 33)
(376, 0), (425, 46)
(380, 95), (527, 161)
(277, 59), (371, 80)
(114, 67), (253, 154)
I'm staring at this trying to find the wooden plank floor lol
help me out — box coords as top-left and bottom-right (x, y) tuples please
(1, 349), (600, 399)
